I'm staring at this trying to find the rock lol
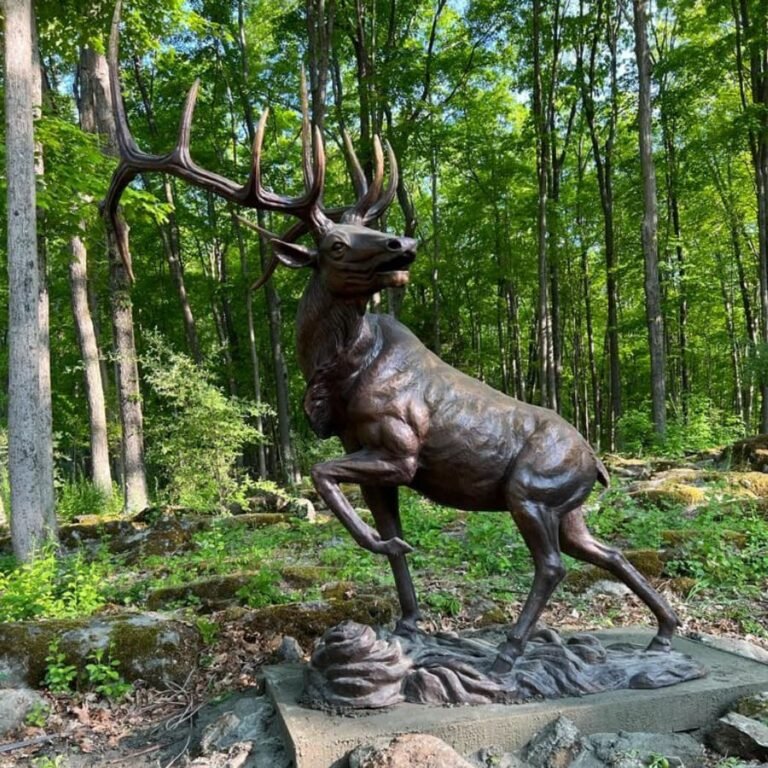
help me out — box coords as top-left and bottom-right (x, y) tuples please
(721, 434), (768, 472)
(218, 512), (295, 529)
(708, 712), (768, 760)
(574, 732), (705, 768)
(585, 580), (631, 598)
(282, 497), (316, 521)
(734, 692), (768, 725)
(690, 633), (768, 664)
(0, 612), (202, 688)
(281, 565), (333, 588)
(631, 481), (706, 508)
(601, 455), (652, 480)
(237, 596), (396, 649)
(523, 716), (582, 768)
(146, 572), (262, 611)
(0, 687), (47, 738)
(468, 746), (527, 768)
(348, 734), (475, 768)
(275, 636), (303, 663)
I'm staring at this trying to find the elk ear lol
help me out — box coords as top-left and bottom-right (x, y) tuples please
(271, 239), (317, 269)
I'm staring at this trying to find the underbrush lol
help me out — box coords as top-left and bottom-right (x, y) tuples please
(0, 486), (765, 639)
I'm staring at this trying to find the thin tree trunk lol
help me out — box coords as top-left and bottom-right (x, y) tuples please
(108, 216), (148, 512)
(81, 46), (148, 512)
(69, 234), (112, 494)
(533, 0), (557, 411)
(258, 213), (300, 486)
(130, 57), (201, 363)
(632, 0), (666, 436)
(5, 0), (57, 559)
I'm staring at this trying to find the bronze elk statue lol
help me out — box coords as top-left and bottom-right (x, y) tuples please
(104, 7), (679, 672)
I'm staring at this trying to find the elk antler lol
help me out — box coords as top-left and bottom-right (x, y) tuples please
(341, 133), (398, 225)
(103, 0), (331, 275)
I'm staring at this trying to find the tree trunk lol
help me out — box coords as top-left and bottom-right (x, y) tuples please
(258, 213), (300, 486)
(130, 57), (201, 364)
(81, 45), (148, 512)
(532, 0), (557, 411)
(69, 234), (112, 494)
(108, 216), (149, 512)
(5, 0), (57, 559)
(632, 0), (666, 436)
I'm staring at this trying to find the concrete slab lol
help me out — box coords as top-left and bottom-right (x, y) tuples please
(264, 629), (768, 768)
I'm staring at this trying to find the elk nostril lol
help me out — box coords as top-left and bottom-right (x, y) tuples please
(386, 239), (401, 251)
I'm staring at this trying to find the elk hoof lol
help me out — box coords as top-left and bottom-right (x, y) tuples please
(491, 639), (524, 674)
(646, 635), (673, 653)
(394, 616), (423, 637)
(375, 536), (414, 557)
(491, 651), (518, 674)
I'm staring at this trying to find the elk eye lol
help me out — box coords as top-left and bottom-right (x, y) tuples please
(330, 241), (346, 258)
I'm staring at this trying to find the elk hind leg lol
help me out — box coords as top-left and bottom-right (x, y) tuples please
(361, 485), (422, 634)
(559, 507), (680, 651)
(493, 499), (565, 673)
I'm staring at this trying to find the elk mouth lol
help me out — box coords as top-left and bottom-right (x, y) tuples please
(376, 251), (416, 274)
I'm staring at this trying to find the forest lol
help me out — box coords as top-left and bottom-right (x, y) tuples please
(4, 1), (768, 763)
(1, 0), (766, 532)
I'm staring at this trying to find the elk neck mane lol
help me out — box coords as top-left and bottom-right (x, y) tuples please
(297, 271), (383, 438)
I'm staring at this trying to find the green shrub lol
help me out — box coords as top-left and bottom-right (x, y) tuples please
(142, 332), (268, 512)
(618, 397), (744, 457)
(56, 479), (122, 522)
(0, 548), (107, 621)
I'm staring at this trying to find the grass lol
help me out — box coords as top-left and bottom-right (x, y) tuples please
(0, 485), (766, 640)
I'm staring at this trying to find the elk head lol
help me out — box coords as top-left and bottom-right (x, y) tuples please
(103, 1), (415, 298)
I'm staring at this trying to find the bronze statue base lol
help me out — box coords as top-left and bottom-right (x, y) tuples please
(303, 621), (707, 710)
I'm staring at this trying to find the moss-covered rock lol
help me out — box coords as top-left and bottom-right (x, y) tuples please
(631, 482), (706, 508)
(734, 692), (768, 726)
(238, 596), (396, 648)
(320, 581), (357, 600)
(668, 576), (698, 596)
(146, 572), (263, 611)
(281, 565), (332, 589)
(0, 612), (202, 689)
(217, 513), (295, 530)
(721, 435), (768, 472)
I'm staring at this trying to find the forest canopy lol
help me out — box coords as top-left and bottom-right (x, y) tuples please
(1, 0), (766, 518)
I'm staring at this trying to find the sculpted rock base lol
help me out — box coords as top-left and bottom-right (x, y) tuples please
(303, 621), (707, 710)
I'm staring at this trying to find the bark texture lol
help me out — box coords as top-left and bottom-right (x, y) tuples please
(5, 0), (57, 559)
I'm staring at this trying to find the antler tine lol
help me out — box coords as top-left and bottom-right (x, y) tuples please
(343, 134), (386, 223)
(300, 68), (314, 190)
(342, 130), (367, 198)
(175, 79), (201, 164)
(363, 139), (398, 223)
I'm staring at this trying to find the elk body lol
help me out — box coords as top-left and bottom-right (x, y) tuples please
(105, 5), (680, 672)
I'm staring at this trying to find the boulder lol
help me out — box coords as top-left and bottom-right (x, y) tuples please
(523, 716), (581, 768)
(146, 572), (262, 611)
(0, 687), (47, 738)
(566, 549), (665, 591)
(237, 596), (396, 649)
(574, 731), (705, 768)
(348, 734), (475, 768)
(733, 691), (768, 725)
(708, 712), (768, 760)
(721, 434), (768, 472)
(0, 612), (202, 689)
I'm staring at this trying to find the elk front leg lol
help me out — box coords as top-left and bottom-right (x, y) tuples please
(311, 450), (417, 557)
(362, 485), (422, 634)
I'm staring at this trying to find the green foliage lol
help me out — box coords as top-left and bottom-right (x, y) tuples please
(618, 398), (745, 457)
(142, 332), (267, 512)
(236, 568), (295, 608)
(84, 647), (133, 700)
(25, 701), (51, 728)
(56, 480), (122, 522)
(195, 617), (220, 646)
(424, 591), (462, 616)
(0, 548), (108, 621)
(43, 640), (77, 694)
